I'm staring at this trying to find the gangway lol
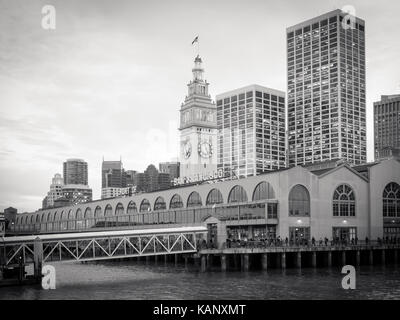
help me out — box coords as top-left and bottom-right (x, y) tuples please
(0, 226), (207, 266)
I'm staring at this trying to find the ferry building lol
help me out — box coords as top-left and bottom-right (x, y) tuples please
(13, 159), (400, 248)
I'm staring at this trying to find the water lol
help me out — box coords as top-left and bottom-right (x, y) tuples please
(1, 261), (400, 300)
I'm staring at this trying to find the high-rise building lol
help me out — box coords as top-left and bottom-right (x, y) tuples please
(179, 55), (217, 180)
(374, 95), (400, 160)
(43, 173), (64, 209)
(216, 85), (286, 178)
(287, 9), (366, 166)
(63, 159), (88, 185)
(102, 160), (123, 189)
(159, 161), (180, 181)
(101, 160), (135, 199)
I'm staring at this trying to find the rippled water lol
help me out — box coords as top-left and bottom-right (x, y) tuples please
(1, 261), (400, 300)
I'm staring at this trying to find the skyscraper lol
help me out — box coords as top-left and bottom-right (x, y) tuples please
(216, 85), (286, 178)
(287, 9), (366, 166)
(42, 173), (64, 209)
(102, 160), (123, 189)
(374, 95), (400, 160)
(159, 161), (180, 180)
(63, 159), (88, 185)
(179, 55), (217, 180)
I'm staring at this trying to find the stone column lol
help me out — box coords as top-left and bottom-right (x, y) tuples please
(221, 254), (227, 272)
(356, 250), (360, 266)
(296, 252), (302, 268)
(281, 252), (286, 269)
(312, 251), (317, 268)
(261, 253), (268, 271)
(243, 254), (250, 271)
(200, 255), (207, 272)
(327, 251), (332, 267)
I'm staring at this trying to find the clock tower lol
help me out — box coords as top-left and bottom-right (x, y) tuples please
(179, 55), (217, 181)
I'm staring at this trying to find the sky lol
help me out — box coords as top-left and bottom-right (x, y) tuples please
(0, 0), (399, 213)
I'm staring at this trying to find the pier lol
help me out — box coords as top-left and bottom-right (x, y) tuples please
(196, 243), (400, 272)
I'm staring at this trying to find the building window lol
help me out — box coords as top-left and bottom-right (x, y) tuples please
(104, 204), (113, 216)
(170, 194), (184, 209)
(288, 185), (310, 216)
(115, 203), (124, 215)
(228, 185), (248, 203)
(332, 227), (357, 242)
(187, 191), (202, 207)
(206, 188), (223, 205)
(154, 196), (166, 211)
(333, 184), (355, 217)
(127, 201), (137, 214)
(383, 182), (400, 217)
(289, 226), (310, 242)
(252, 181), (275, 200)
(94, 206), (102, 217)
(140, 199), (151, 212)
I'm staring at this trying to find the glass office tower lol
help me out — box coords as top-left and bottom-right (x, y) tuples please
(287, 9), (366, 166)
(216, 85), (286, 178)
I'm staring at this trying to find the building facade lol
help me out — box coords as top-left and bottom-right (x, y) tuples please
(287, 9), (366, 166)
(101, 160), (134, 199)
(15, 159), (400, 247)
(179, 55), (217, 181)
(159, 161), (180, 181)
(374, 94), (400, 160)
(216, 85), (286, 178)
(43, 173), (64, 209)
(62, 184), (93, 206)
(63, 159), (88, 185)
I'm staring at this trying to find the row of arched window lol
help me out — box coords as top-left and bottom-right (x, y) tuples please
(15, 181), (400, 225)
(16, 182), (276, 224)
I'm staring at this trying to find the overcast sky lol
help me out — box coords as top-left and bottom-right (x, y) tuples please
(0, 0), (399, 213)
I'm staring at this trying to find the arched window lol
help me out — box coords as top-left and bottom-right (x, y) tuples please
(253, 181), (275, 201)
(84, 207), (92, 219)
(140, 199), (151, 212)
(228, 185), (248, 203)
(206, 189), (223, 205)
(170, 194), (184, 209)
(115, 203), (124, 215)
(76, 209), (83, 220)
(154, 197), (166, 211)
(67, 210), (74, 220)
(36, 215), (40, 223)
(94, 206), (102, 217)
(127, 201), (137, 214)
(289, 185), (310, 216)
(104, 204), (113, 216)
(383, 182), (400, 217)
(55, 211), (62, 221)
(333, 184), (355, 217)
(187, 191), (202, 207)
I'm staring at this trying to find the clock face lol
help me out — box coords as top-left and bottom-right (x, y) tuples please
(183, 140), (192, 159)
(198, 141), (212, 158)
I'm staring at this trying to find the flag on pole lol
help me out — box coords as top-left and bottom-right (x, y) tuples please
(191, 36), (199, 45)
